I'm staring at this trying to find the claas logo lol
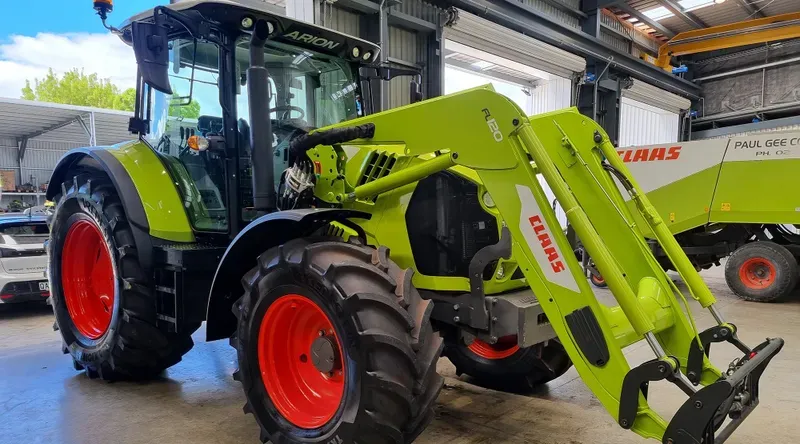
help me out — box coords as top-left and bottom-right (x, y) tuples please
(528, 215), (565, 273)
(617, 146), (681, 163)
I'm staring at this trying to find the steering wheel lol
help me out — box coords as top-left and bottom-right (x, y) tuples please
(269, 105), (305, 120)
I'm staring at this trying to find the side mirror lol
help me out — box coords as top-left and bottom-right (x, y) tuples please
(131, 21), (172, 94)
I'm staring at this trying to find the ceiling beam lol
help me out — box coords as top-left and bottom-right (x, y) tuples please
(613, 2), (677, 38)
(17, 116), (81, 142)
(656, 0), (708, 29)
(430, 0), (701, 98)
(737, 0), (766, 19)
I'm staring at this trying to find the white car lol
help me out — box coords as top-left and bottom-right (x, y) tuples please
(0, 215), (50, 304)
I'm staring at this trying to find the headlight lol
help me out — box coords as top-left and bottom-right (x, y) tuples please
(482, 192), (495, 208)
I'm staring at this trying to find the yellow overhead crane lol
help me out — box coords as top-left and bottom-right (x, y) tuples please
(646, 11), (800, 71)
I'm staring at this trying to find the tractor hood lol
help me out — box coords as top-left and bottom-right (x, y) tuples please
(119, 0), (381, 65)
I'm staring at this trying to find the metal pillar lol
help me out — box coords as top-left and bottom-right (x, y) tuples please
(577, 63), (623, 146)
(89, 111), (97, 146)
(581, 0), (601, 39)
(425, 16), (445, 99)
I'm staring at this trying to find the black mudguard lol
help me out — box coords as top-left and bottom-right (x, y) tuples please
(46, 148), (154, 271)
(205, 208), (370, 341)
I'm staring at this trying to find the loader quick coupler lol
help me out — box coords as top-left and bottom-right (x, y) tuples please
(686, 324), (748, 385)
(663, 337), (783, 444)
(619, 357), (680, 429)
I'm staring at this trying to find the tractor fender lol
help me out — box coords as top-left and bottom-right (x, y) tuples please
(46, 147), (155, 272)
(205, 208), (371, 341)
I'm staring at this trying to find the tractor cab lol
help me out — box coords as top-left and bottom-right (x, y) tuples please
(113, 0), (382, 235)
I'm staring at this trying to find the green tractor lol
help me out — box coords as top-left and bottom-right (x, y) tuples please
(47, 1), (783, 443)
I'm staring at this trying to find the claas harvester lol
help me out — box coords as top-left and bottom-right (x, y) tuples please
(46, 1), (783, 443)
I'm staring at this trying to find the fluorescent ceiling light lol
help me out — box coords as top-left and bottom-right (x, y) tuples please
(471, 60), (494, 70)
(642, 6), (674, 21)
(627, 17), (639, 23)
(679, 0), (717, 12)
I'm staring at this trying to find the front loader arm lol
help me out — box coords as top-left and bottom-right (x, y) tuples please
(324, 85), (782, 444)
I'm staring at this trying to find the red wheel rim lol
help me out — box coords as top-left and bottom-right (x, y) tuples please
(258, 294), (345, 429)
(62, 220), (115, 340)
(467, 335), (520, 360)
(591, 274), (605, 285)
(739, 257), (776, 290)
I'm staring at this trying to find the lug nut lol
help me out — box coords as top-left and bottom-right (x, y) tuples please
(453, 316), (460, 323)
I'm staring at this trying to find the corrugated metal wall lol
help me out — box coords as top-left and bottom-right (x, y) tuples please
(323, 0), (442, 109)
(325, 6), (360, 37)
(388, 26), (421, 108)
(530, 76), (573, 115)
(523, 0), (581, 29)
(0, 137), (79, 208)
(619, 97), (680, 147)
(598, 9), (660, 59)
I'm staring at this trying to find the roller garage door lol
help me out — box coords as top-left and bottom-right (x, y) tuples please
(619, 80), (691, 147)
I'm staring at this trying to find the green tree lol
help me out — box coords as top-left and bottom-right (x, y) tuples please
(21, 68), (136, 112)
(169, 94), (201, 119)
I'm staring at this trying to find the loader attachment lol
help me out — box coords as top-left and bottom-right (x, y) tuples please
(327, 85), (782, 443)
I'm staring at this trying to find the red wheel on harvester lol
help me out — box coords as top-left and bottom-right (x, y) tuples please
(725, 241), (799, 302)
(231, 238), (444, 444)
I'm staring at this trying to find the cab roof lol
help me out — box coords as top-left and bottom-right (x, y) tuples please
(121, 0), (380, 64)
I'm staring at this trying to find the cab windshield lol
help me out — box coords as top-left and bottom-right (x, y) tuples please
(143, 35), (361, 232)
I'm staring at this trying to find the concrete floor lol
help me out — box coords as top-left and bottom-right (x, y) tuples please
(1, 266), (799, 444)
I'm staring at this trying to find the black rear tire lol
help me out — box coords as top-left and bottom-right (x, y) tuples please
(49, 171), (197, 380)
(725, 241), (798, 302)
(232, 238), (444, 444)
(443, 331), (571, 393)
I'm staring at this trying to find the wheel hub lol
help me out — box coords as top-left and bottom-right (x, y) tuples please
(61, 219), (115, 340)
(739, 257), (776, 290)
(311, 334), (340, 374)
(258, 294), (345, 429)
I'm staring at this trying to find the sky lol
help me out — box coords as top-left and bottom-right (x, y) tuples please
(0, 0), (161, 98)
(0, 0), (536, 113)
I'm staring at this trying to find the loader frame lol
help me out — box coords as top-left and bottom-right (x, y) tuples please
(299, 89), (783, 443)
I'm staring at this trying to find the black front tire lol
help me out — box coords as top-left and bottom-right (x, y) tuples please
(49, 172), (196, 380)
(444, 332), (571, 393)
(724, 241), (798, 302)
(232, 238), (444, 444)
